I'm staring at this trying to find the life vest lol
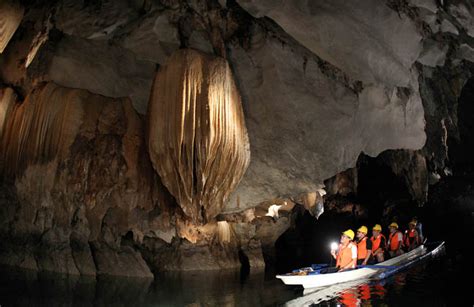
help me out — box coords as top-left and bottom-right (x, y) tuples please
(336, 242), (356, 269)
(371, 234), (386, 252)
(357, 237), (369, 260)
(404, 229), (419, 247)
(388, 231), (402, 251)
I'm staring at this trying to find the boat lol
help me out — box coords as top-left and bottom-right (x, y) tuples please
(276, 241), (445, 289)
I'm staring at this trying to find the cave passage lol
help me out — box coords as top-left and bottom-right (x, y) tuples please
(449, 77), (474, 174)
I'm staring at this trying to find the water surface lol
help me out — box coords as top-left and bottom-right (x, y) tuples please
(0, 249), (472, 306)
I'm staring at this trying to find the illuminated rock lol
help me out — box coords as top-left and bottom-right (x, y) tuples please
(148, 49), (250, 223)
(227, 24), (425, 210)
(236, 0), (422, 86)
(0, 1), (24, 53)
(0, 82), (156, 277)
(0, 87), (16, 141)
(0, 83), (84, 177)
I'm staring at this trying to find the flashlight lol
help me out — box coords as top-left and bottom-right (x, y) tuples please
(330, 242), (338, 252)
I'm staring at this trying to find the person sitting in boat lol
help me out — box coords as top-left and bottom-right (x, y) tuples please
(403, 219), (421, 251)
(370, 224), (386, 263)
(331, 229), (358, 271)
(388, 222), (404, 258)
(356, 226), (373, 266)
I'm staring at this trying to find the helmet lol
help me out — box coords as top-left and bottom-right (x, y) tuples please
(372, 224), (382, 231)
(342, 229), (355, 240)
(409, 220), (417, 226)
(389, 222), (399, 229)
(357, 226), (368, 234)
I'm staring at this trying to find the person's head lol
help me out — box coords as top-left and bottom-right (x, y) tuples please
(357, 226), (368, 239)
(408, 220), (417, 229)
(341, 229), (354, 245)
(388, 222), (399, 234)
(372, 224), (382, 236)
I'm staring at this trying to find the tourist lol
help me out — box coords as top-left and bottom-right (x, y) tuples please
(356, 226), (373, 266)
(388, 222), (404, 257)
(370, 224), (386, 263)
(331, 229), (358, 271)
(404, 219), (421, 251)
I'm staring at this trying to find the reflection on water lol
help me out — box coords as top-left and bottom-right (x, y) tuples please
(0, 268), (298, 306)
(0, 255), (472, 306)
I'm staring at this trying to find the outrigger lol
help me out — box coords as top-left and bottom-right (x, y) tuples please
(276, 241), (445, 290)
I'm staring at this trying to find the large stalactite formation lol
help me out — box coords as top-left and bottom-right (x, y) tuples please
(148, 49), (250, 224)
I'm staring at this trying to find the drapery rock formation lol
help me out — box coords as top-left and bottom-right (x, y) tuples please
(0, 82), (156, 277)
(0, 83), (83, 176)
(0, 1), (24, 53)
(0, 0), (473, 277)
(148, 49), (250, 223)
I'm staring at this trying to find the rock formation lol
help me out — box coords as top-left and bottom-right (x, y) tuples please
(0, 1), (24, 54)
(148, 49), (250, 223)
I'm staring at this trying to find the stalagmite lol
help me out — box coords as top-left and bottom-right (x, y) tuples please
(148, 49), (250, 223)
(0, 83), (84, 176)
(0, 1), (24, 53)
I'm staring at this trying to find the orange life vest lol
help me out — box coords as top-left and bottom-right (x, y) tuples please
(404, 229), (419, 247)
(371, 234), (386, 252)
(389, 231), (402, 251)
(357, 237), (369, 260)
(336, 242), (356, 269)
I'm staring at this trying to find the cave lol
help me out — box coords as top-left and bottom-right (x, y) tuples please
(449, 77), (474, 174)
(1, 0), (474, 305)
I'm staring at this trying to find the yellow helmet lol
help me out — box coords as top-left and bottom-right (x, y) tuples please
(372, 224), (382, 231)
(389, 222), (399, 229)
(342, 229), (355, 240)
(357, 226), (368, 234)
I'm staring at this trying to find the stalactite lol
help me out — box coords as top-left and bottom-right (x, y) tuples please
(216, 221), (231, 245)
(148, 49), (250, 223)
(0, 83), (84, 176)
(0, 1), (24, 53)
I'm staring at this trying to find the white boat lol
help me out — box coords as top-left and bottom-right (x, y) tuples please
(276, 243), (435, 289)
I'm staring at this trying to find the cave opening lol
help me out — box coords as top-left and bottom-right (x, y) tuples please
(448, 77), (474, 175)
(356, 154), (414, 221)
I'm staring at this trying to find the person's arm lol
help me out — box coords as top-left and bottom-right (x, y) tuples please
(362, 240), (372, 265)
(345, 257), (357, 270)
(414, 230), (420, 245)
(331, 250), (337, 260)
(396, 233), (403, 251)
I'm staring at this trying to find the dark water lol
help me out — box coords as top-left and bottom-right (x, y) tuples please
(0, 246), (472, 306)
